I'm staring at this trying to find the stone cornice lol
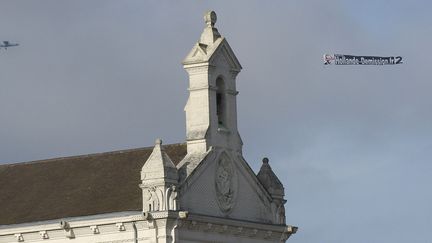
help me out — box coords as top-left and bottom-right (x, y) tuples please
(0, 211), (297, 242)
(226, 89), (239, 95)
(0, 211), (144, 236)
(183, 63), (209, 75)
(188, 85), (218, 92)
(184, 213), (292, 233)
(178, 213), (297, 241)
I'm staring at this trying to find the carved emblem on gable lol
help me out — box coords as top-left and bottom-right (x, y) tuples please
(215, 153), (237, 214)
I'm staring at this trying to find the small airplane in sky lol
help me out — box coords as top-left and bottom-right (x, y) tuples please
(0, 41), (19, 49)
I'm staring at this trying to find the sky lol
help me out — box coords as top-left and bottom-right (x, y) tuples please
(1, 1), (431, 242)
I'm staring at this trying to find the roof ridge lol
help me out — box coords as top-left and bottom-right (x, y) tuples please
(2, 142), (186, 167)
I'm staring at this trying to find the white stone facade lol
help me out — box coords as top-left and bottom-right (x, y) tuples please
(0, 11), (296, 243)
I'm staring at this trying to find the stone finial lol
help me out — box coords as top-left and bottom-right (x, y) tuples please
(262, 157), (269, 164)
(155, 138), (162, 146)
(204, 11), (217, 27)
(199, 10), (221, 45)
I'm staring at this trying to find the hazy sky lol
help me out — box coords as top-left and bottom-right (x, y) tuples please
(1, 1), (431, 242)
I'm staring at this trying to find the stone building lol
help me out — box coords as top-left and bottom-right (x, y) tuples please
(0, 11), (297, 243)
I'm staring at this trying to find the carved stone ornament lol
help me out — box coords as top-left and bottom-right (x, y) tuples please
(143, 186), (161, 212)
(14, 233), (24, 242)
(215, 153), (237, 214)
(39, 231), (48, 239)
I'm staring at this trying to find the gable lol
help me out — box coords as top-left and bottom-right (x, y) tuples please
(183, 38), (242, 71)
(209, 39), (242, 71)
(0, 143), (186, 225)
(178, 148), (274, 224)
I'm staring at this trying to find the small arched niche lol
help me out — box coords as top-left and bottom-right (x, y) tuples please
(216, 77), (227, 128)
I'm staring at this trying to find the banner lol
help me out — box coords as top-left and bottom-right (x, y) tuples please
(323, 54), (403, 65)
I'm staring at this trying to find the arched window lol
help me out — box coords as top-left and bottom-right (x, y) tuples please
(216, 77), (226, 128)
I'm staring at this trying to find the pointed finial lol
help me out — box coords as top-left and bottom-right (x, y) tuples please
(155, 138), (162, 146)
(262, 157), (269, 164)
(204, 10), (217, 27)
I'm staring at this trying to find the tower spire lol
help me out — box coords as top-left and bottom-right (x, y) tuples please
(182, 11), (243, 157)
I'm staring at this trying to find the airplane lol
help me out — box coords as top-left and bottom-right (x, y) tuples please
(0, 41), (19, 49)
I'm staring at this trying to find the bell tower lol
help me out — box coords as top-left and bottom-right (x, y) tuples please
(182, 11), (243, 155)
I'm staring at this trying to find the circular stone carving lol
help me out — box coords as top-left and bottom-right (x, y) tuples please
(215, 154), (237, 214)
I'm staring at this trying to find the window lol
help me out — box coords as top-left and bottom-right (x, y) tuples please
(216, 77), (226, 127)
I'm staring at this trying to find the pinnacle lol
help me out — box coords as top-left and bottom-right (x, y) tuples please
(199, 10), (221, 45)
